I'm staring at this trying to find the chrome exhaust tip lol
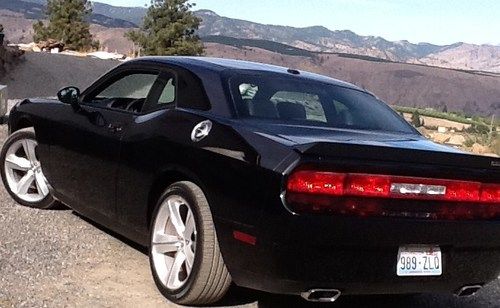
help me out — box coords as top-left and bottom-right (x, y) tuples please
(301, 289), (341, 302)
(455, 285), (482, 297)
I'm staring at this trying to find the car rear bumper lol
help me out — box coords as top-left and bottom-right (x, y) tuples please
(216, 213), (500, 296)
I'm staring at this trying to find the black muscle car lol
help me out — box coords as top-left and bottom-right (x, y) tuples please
(1, 57), (499, 305)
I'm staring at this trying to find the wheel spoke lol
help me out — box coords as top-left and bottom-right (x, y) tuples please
(153, 232), (180, 254)
(34, 172), (49, 196)
(22, 140), (37, 164)
(183, 209), (195, 239)
(5, 154), (31, 171)
(184, 245), (195, 275)
(167, 251), (186, 288)
(168, 200), (185, 237)
(16, 170), (35, 195)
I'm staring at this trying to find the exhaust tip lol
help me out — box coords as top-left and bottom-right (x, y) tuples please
(301, 289), (341, 302)
(455, 285), (482, 297)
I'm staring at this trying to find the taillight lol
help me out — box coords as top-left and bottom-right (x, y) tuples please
(481, 184), (500, 203)
(285, 170), (500, 219)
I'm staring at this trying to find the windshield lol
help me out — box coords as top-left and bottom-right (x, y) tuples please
(229, 74), (415, 134)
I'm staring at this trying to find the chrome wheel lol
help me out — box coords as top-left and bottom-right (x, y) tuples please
(3, 138), (49, 203)
(151, 195), (197, 290)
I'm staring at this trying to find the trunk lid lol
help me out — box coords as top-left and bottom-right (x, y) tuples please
(246, 122), (499, 174)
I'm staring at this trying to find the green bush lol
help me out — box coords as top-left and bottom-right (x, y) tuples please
(463, 136), (475, 148)
(411, 110), (422, 127)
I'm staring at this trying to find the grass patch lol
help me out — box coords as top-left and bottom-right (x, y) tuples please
(392, 105), (496, 128)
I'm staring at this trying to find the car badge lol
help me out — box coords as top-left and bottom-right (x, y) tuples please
(191, 120), (212, 142)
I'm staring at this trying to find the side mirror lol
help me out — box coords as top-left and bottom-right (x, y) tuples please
(57, 86), (80, 105)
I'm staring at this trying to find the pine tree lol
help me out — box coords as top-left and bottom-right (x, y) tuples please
(126, 0), (204, 56)
(33, 0), (99, 51)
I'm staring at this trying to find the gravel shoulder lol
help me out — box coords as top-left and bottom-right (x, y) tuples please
(0, 124), (499, 308)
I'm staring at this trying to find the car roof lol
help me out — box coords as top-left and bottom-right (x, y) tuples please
(131, 56), (363, 91)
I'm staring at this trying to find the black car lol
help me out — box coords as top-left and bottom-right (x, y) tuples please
(1, 57), (499, 305)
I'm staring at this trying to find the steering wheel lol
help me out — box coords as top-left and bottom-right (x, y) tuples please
(126, 99), (144, 113)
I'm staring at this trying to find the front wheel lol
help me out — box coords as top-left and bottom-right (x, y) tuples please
(0, 128), (56, 209)
(149, 181), (231, 305)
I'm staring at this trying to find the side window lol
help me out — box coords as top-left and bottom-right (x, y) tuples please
(140, 73), (177, 113)
(97, 73), (158, 100)
(270, 91), (327, 122)
(158, 78), (176, 105)
(85, 72), (159, 113)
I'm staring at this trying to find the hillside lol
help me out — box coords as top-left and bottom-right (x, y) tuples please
(0, 49), (498, 117)
(0, 52), (117, 98)
(204, 43), (500, 116)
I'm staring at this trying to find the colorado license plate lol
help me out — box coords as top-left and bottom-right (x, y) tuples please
(397, 246), (442, 276)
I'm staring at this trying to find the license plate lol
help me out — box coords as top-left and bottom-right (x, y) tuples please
(397, 245), (442, 276)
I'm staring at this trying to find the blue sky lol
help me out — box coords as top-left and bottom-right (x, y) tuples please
(98, 0), (500, 46)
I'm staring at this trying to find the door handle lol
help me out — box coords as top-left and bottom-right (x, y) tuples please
(107, 123), (123, 133)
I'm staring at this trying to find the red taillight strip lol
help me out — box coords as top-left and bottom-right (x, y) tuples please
(286, 170), (499, 203)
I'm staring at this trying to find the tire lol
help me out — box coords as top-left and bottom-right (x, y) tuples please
(149, 181), (232, 305)
(0, 128), (56, 209)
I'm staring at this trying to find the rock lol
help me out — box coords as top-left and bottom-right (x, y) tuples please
(417, 127), (430, 137)
(447, 134), (466, 146)
(431, 133), (451, 144)
(37, 39), (65, 52)
(471, 143), (488, 154)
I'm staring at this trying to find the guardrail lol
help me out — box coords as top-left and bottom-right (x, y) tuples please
(0, 84), (7, 124)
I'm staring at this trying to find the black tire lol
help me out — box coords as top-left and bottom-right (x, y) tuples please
(149, 181), (232, 305)
(0, 128), (57, 209)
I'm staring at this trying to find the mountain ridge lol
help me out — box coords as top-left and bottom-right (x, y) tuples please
(1, 1), (499, 73)
(0, 0), (138, 28)
(195, 9), (500, 73)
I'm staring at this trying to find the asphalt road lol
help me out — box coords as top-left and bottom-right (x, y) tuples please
(0, 125), (499, 308)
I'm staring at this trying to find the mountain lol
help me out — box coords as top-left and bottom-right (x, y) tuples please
(0, 0), (138, 28)
(196, 10), (444, 61)
(195, 10), (500, 73)
(2, 1), (498, 73)
(21, 0), (147, 26)
(91, 2), (147, 26)
(417, 43), (500, 73)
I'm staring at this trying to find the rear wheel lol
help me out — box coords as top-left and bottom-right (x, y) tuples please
(149, 181), (231, 305)
(0, 128), (56, 209)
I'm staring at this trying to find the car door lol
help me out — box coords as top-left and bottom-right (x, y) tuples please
(48, 67), (162, 222)
(113, 66), (215, 241)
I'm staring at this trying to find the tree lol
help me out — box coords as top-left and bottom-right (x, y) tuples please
(126, 0), (204, 56)
(33, 0), (98, 51)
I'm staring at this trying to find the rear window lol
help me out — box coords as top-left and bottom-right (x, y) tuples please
(231, 75), (414, 133)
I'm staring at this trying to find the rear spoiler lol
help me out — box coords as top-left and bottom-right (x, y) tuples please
(295, 142), (500, 172)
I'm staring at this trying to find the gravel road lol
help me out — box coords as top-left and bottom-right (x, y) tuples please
(0, 125), (499, 308)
